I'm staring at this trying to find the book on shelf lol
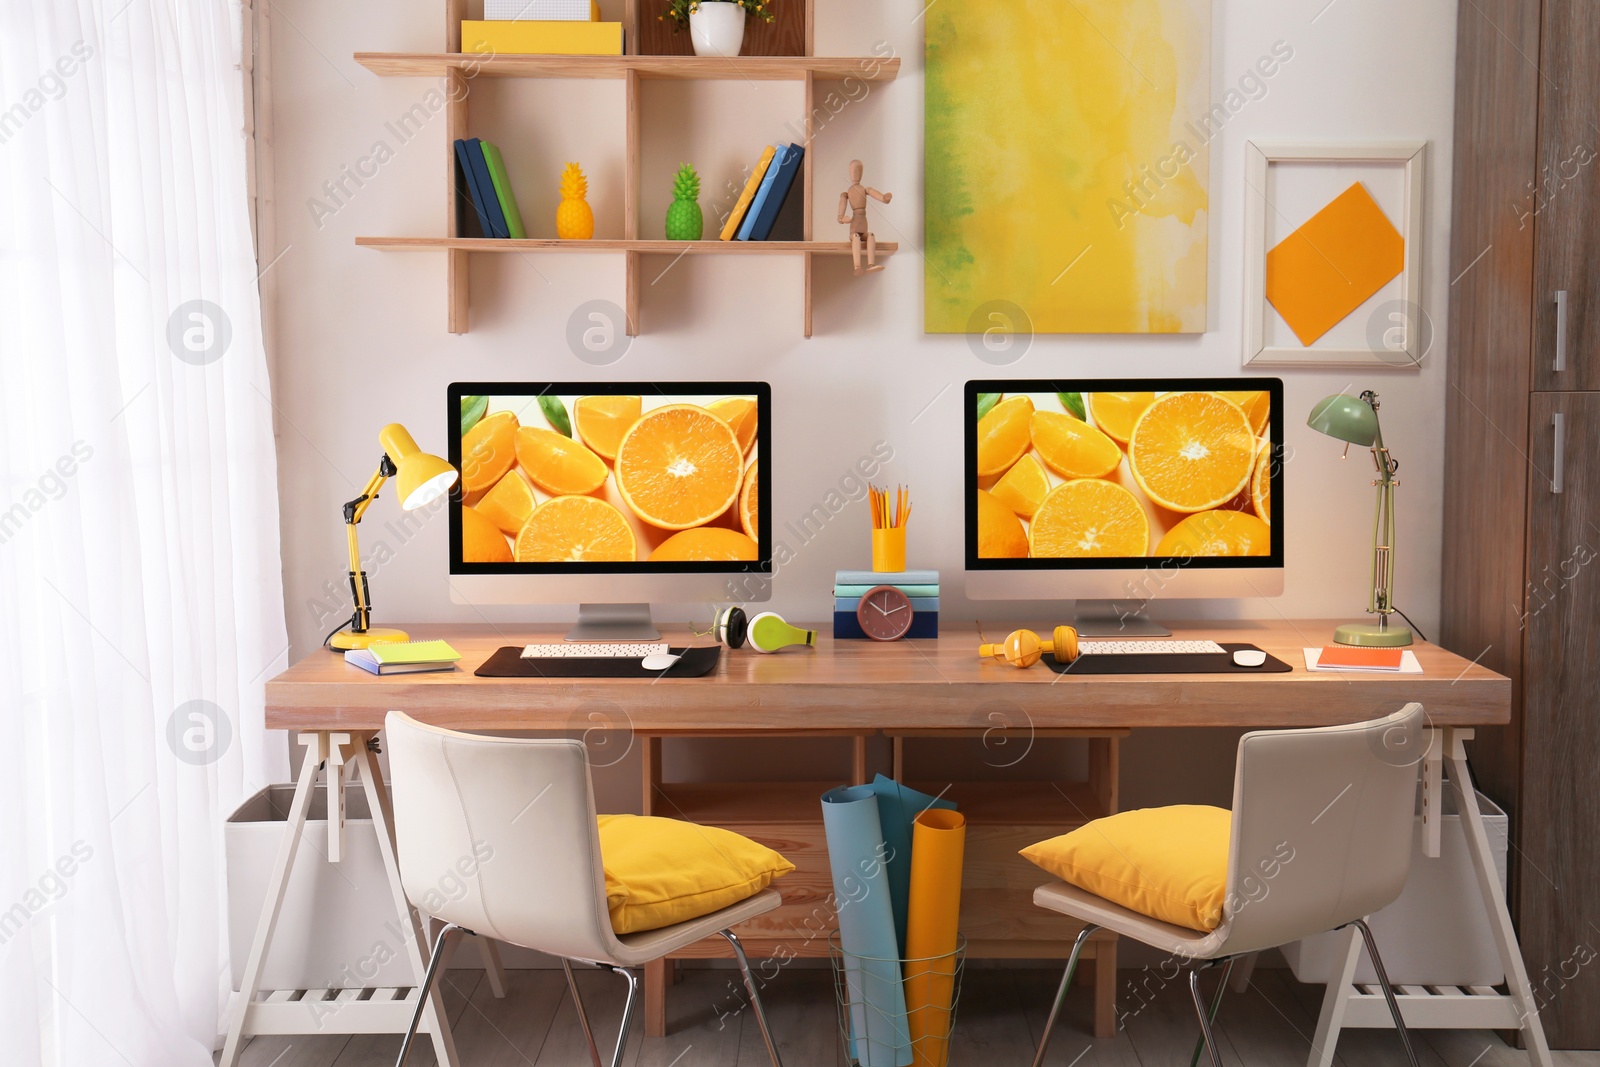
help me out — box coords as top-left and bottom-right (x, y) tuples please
(765, 174), (804, 241)
(737, 145), (790, 240)
(479, 140), (527, 239)
(746, 142), (803, 241)
(484, 0), (600, 19)
(720, 145), (776, 240)
(454, 138), (495, 238)
(461, 20), (623, 55)
(463, 137), (511, 237)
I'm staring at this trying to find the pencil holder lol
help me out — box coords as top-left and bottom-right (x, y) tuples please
(872, 528), (907, 573)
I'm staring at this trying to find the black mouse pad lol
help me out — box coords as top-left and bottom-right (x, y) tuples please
(475, 645), (722, 679)
(1043, 642), (1293, 676)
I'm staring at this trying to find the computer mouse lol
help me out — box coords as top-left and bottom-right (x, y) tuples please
(1232, 649), (1267, 668)
(641, 651), (682, 672)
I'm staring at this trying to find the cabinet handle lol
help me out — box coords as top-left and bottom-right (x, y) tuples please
(1555, 290), (1569, 373)
(1552, 413), (1566, 494)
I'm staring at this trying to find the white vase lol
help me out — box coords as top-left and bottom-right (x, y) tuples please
(689, 1), (746, 57)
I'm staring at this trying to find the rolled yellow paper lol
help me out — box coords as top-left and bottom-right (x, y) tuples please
(903, 808), (966, 1067)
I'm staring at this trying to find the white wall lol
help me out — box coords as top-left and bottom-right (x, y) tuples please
(264, 0), (1459, 805)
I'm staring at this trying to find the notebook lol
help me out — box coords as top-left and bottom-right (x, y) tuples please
(737, 144), (790, 240)
(1302, 646), (1422, 674)
(720, 145), (777, 240)
(345, 640), (462, 675)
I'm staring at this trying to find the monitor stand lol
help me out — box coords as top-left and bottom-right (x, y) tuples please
(566, 603), (662, 642)
(1071, 600), (1172, 638)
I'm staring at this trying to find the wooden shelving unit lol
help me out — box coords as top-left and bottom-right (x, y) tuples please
(353, 0), (899, 336)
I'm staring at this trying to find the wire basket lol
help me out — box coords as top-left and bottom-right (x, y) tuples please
(828, 932), (967, 1067)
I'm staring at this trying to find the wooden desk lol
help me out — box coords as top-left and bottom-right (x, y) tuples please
(225, 619), (1550, 1067)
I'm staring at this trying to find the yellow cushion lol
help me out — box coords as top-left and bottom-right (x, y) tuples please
(1020, 805), (1232, 932)
(597, 814), (794, 934)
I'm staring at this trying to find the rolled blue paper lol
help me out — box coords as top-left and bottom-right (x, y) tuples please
(821, 784), (913, 1067)
(871, 774), (959, 958)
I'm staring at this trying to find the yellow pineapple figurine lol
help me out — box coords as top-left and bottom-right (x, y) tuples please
(556, 162), (594, 240)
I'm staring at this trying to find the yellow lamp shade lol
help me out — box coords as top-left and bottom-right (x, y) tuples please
(380, 423), (459, 510)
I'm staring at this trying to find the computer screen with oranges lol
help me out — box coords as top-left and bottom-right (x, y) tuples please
(449, 383), (770, 574)
(966, 379), (1284, 569)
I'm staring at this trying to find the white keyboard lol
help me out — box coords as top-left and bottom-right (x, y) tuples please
(521, 642), (670, 659)
(1077, 639), (1227, 656)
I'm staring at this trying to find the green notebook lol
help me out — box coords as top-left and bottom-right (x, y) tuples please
(368, 639), (461, 665)
(479, 141), (527, 240)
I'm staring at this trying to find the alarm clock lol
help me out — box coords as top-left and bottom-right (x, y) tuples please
(856, 584), (914, 641)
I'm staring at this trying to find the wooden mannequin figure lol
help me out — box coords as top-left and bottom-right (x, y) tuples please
(838, 159), (892, 275)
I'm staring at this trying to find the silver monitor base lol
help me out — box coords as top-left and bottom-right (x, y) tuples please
(1072, 600), (1172, 637)
(566, 603), (662, 642)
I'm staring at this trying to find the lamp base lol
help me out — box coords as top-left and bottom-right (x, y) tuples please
(1332, 622), (1413, 647)
(329, 626), (411, 651)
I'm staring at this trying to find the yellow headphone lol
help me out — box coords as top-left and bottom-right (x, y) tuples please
(977, 625), (1081, 668)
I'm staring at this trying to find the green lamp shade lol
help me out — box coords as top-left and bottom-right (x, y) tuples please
(1307, 394), (1379, 446)
(379, 423), (459, 510)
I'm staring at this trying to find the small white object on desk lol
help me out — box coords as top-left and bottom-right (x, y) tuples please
(1232, 649), (1268, 667)
(640, 652), (683, 671)
(1302, 648), (1424, 674)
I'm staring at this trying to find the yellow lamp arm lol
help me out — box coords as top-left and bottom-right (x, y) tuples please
(341, 458), (394, 635)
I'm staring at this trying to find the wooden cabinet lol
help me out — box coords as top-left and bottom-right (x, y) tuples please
(1446, 0), (1600, 1047)
(1534, 3), (1600, 392)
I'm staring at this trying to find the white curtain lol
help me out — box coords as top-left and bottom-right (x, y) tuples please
(0, 1), (288, 1064)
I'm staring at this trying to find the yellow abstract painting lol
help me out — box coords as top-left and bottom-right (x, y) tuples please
(925, 0), (1212, 334)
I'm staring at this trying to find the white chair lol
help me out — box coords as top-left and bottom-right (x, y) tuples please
(1030, 704), (1427, 1067)
(383, 711), (785, 1067)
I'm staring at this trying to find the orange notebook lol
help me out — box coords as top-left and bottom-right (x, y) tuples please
(1317, 645), (1404, 670)
(719, 146), (777, 241)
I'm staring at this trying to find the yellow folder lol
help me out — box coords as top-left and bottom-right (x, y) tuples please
(720, 146), (777, 241)
(461, 19), (623, 56)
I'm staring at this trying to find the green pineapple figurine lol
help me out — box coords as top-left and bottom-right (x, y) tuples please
(664, 163), (703, 240)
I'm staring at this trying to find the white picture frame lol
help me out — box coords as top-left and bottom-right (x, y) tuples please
(1242, 141), (1427, 368)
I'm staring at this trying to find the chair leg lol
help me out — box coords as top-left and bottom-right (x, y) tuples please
(1187, 960), (1233, 1067)
(1188, 958), (1236, 1067)
(562, 960), (605, 1067)
(1348, 919), (1421, 1067)
(720, 929), (784, 1067)
(1030, 924), (1100, 1067)
(598, 964), (641, 1067)
(395, 922), (465, 1067)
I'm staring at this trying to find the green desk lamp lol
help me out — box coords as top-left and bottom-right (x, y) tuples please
(328, 423), (459, 652)
(1308, 390), (1412, 647)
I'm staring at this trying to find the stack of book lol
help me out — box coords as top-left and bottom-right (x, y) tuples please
(453, 137), (526, 239)
(344, 639), (462, 675)
(463, 0), (621, 56)
(833, 569), (939, 640)
(720, 143), (806, 242)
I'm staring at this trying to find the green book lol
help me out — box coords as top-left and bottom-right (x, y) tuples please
(479, 141), (526, 240)
(368, 639), (461, 665)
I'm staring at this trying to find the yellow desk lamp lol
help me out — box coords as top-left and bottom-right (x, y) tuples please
(1307, 390), (1412, 647)
(327, 423), (459, 652)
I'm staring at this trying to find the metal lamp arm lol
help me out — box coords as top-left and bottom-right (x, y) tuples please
(340, 456), (396, 635)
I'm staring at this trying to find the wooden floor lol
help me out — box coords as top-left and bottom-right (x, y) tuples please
(224, 965), (1596, 1066)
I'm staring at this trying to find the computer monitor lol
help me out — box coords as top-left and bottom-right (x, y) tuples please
(448, 382), (771, 640)
(965, 378), (1284, 635)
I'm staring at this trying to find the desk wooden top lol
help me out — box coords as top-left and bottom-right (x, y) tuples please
(265, 620), (1509, 733)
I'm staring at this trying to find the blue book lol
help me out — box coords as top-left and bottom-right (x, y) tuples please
(737, 144), (788, 240)
(466, 137), (510, 238)
(835, 569), (940, 586)
(835, 583), (941, 598)
(453, 139), (494, 239)
(748, 142), (803, 240)
(834, 611), (939, 640)
(835, 596), (939, 612)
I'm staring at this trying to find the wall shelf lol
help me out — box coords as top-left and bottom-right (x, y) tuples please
(353, 52), (899, 81)
(352, 0), (897, 336)
(357, 237), (897, 255)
